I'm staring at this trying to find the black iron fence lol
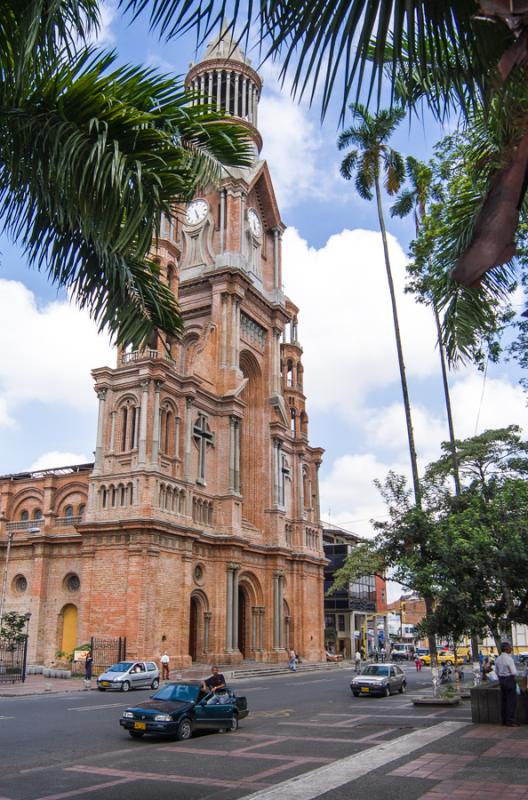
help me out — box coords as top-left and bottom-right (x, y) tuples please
(0, 637), (27, 683)
(90, 636), (126, 675)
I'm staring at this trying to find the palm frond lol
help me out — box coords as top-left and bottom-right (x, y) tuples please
(123, 0), (516, 121)
(390, 189), (414, 219)
(0, 46), (253, 345)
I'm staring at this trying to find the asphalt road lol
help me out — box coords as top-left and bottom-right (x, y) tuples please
(0, 665), (472, 800)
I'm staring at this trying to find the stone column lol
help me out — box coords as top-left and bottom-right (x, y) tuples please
(226, 71), (231, 114)
(200, 74), (205, 98)
(93, 389), (107, 473)
(174, 416), (181, 459)
(226, 567), (234, 652)
(151, 380), (163, 467)
(137, 379), (150, 466)
(242, 76), (248, 117)
(273, 572), (284, 649)
(216, 69), (222, 110)
(207, 71), (213, 104)
(258, 608), (265, 652)
(234, 419), (240, 493)
(251, 608), (257, 652)
(298, 458), (304, 516)
(234, 73), (239, 115)
(219, 189), (226, 252)
(109, 409), (116, 452)
(204, 611), (212, 654)
(273, 227), (281, 290)
(232, 566), (239, 651)
(184, 397), (193, 481)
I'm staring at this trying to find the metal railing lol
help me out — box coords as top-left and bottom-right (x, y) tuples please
(55, 516), (83, 527)
(6, 520), (42, 533)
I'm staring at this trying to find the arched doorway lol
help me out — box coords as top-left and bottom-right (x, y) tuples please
(189, 590), (210, 663)
(60, 604), (78, 654)
(238, 586), (249, 658)
(189, 596), (199, 662)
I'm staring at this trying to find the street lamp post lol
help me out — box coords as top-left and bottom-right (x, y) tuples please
(0, 528), (15, 627)
(22, 612), (31, 682)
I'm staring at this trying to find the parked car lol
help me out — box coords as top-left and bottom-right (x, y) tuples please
(97, 661), (160, 692)
(350, 663), (406, 697)
(419, 652), (464, 667)
(120, 681), (248, 739)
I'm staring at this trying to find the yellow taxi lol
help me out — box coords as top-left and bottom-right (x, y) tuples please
(419, 651), (465, 666)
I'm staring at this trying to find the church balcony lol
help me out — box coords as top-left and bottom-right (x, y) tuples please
(121, 349), (173, 365)
(6, 520), (44, 533)
(55, 515), (83, 527)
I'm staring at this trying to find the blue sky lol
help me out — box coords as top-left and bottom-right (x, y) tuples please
(1, 2), (527, 545)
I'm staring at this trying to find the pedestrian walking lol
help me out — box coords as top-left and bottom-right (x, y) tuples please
(415, 656), (422, 671)
(84, 650), (93, 690)
(355, 650), (361, 673)
(380, 647), (386, 663)
(288, 648), (297, 672)
(495, 642), (519, 726)
(160, 651), (170, 681)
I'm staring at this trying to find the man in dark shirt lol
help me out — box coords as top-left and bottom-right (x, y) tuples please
(201, 665), (226, 703)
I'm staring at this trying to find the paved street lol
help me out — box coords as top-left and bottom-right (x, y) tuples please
(0, 664), (483, 800)
(4, 665), (528, 800)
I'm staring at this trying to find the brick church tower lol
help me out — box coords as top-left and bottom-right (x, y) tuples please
(0, 32), (325, 668)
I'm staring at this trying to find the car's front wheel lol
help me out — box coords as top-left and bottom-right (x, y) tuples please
(228, 713), (239, 732)
(121, 681), (130, 692)
(129, 730), (144, 739)
(352, 691), (360, 697)
(399, 682), (406, 694)
(176, 717), (193, 741)
(151, 678), (159, 690)
(384, 686), (391, 697)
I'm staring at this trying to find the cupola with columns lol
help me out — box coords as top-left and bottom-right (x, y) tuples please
(186, 29), (263, 154)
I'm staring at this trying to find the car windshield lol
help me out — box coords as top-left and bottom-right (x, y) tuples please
(107, 662), (134, 673)
(152, 684), (201, 703)
(361, 666), (390, 677)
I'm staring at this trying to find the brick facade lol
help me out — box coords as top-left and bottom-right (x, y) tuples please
(0, 34), (326, 668)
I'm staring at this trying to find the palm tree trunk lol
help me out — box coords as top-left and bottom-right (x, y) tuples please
(374, 176), (421, 508)
(433, 304), (461, 495)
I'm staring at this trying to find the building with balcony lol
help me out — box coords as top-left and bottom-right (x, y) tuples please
(324, 527), (388, 659)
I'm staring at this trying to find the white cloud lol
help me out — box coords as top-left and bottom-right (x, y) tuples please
(91, 0), (117, 46)
(0, 280), (114, 425)
(282, 226), (438, 412)
(29, 452), (91, 472)
(451, 373), (528, 438)
(320, 452), (409, 539)
(258, 63), (337, 209)
(0, 397), (14, 428)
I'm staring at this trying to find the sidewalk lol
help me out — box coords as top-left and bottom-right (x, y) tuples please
(0, 660), (343, 697)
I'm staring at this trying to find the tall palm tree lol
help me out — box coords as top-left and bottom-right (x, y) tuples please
(391, 157), (461, 496)
(338, 104), (421, 507)
(1, 1), (252, 346)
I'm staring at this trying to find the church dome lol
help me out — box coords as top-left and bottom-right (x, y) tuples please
(186, 28), (263, 153)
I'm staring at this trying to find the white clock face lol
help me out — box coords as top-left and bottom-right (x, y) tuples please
(248, 208), (262, 238)
(185, 199), (208, 226)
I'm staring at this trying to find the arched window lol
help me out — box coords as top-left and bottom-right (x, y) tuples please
(20, 510), (29, 521)
(33, 509), (42, 520)
(290, 408), (296, 436)
(120, 406), (128, 451)
(287, 360), (293, 387)
(101, 488), (107, 509)
(64, 505), (73, 518)
(78, 504), (86, 516)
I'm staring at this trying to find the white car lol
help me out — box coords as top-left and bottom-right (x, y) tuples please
(97, 660), (160, 692)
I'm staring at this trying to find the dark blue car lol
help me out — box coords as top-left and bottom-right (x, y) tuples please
(120, 681), (248, 740)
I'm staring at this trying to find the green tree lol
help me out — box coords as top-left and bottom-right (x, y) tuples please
(1, 1), (252, 346)
(338, 104), (421, 506)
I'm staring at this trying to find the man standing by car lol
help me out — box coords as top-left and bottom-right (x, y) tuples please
(160, 651), (170, 681)
(202, 665), (226, 702)
(495, 642), (519, 726)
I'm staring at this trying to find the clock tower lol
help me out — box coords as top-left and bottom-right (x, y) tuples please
(81, 30), (326, 667)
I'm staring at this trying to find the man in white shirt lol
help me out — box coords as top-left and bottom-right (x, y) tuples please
(160, 652), (170, 681)
(495, 642), (518, 726)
